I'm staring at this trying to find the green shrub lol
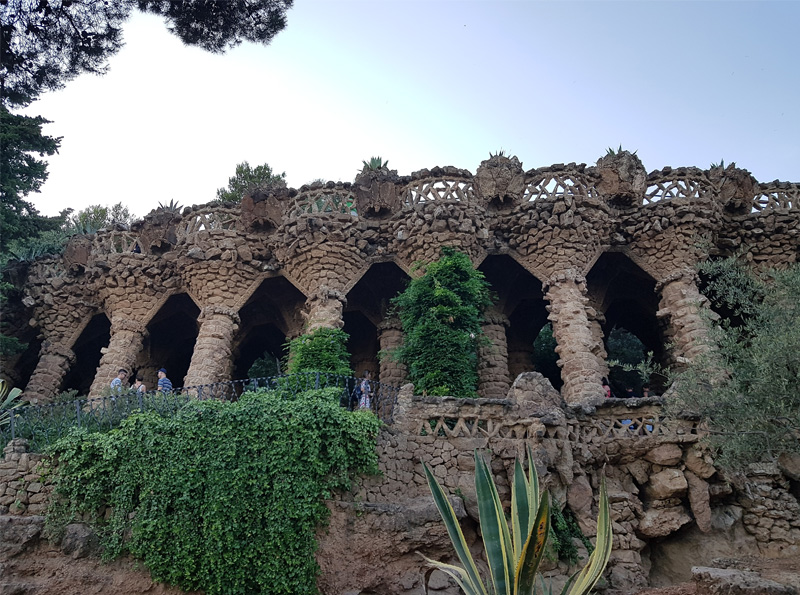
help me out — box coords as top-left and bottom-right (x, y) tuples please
(47, 388), (381, 595)
(286, 327), (353, 376)
(391, 247), (493, 398)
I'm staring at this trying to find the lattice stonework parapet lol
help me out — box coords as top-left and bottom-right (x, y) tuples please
(92, 230), (143, 256)
(521, 169), (600, 203)
(177, 208), (240, 242)
(399, 175), (475, 206)
(643, 167), (713, 206)
(287, 187), (358, 218)
(753, 182), (799, 212)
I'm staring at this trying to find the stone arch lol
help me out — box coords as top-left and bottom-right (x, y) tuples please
(232, 275), (307, 379)
(137, 293), (200, 389)
(586, 252), (666, 392)
(343, 261), (410, 381)
(478, 255), (555, 389)
(61, 312), (111, 396)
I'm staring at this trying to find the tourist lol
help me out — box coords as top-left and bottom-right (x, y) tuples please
(625, 387), (636, 399)
(358, 370), (372, 410)
(602, 377), (612, 398)
(641, 384), (651, 398)
(133, 374), (147, 393)
(110, 368), (128, 392)
(157, 368), (173, 392)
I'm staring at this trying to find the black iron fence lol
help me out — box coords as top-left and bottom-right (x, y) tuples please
(1, 373), (399, 453)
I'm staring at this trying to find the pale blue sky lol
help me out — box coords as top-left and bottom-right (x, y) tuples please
(21, 1), (800, 218)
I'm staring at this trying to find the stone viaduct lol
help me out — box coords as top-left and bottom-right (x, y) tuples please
(3, 152), (798, 404)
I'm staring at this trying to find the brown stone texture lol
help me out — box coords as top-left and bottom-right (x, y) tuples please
(4, 385), (800, 594)
(3, 153), (797, 408)
(183, 306), (241, 387)
(88, 317), (147, 397)
(477, 309), (511, 398)
(545, 276), (606, 404)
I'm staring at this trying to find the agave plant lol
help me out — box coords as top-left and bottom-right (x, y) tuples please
(361, 156), (389, 171)
(422, 448), (612, 595)
(0, 379), (24, 428)
(157, 199), (183, 213)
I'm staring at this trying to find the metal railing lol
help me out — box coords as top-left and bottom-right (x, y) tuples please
(1, 373), (400, 452)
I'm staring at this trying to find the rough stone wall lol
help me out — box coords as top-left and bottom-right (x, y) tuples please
(5, 378), (798, 594)
(0, 440), (51, 516)
(4, 156), (798, 405)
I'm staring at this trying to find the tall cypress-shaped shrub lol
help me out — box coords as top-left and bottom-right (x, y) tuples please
(392, 247), (493, 398)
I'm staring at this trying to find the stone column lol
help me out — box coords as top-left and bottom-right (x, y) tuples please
(377, 317), (406, 387)
(587, 303), (610, 380)
(183, 306), (241, 388)
(544, 274), (606, 404)
(302, 286), (346, 333)
(656, 271), (711, 368)
(507, 336), (535, 381)
(478, 310), (511, 399)
(88, 317), (147, 397)
(22, 342), (75, 403)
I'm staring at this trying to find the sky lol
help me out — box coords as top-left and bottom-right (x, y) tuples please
(20, 0), (800, 219)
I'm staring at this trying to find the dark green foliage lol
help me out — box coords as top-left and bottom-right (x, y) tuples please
(47, 388), (380, 595)
(532, 323), (562, 390)
(1, 0), (293, 107)
(606, 328), (647, 395)
(214, 161), (286, 205)
(248, 352), (282, 378)
(136, 1), (293, 54)
(550, 506), (593, 565)
(0, 106), (62, 254)
(668, 258), (800, 469)
(286, 328), (353, 376)
(392, 247), (494, 398)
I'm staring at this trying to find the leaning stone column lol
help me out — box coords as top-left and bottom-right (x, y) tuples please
(302, 286), (346, 333)
(656, 271), (711, 368)
(183, 306), (241, 388)
(544, 273), (606, 404)
(377, 317), (406, 387)
(478, 310), (511, 399)
(88, 317), (147, 397)
(22, 342), (76, 403)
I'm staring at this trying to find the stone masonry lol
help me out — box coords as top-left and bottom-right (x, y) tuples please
(1, 153), (797, 408)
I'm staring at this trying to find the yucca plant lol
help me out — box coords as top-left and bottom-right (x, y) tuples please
(422, 448), (612, 595)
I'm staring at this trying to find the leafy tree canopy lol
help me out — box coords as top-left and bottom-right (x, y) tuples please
(214, 160), (286, 205)
(391, 247), (494, 398)
(67, 202), (135, 233)
(1, 0), (294, 107)
(668, 258), (800, 469)
(0, 106), (62, 253)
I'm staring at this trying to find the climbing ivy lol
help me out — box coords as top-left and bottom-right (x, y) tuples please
(391, 247), (494, 398)
(549, 505), (594, 565)
(47, 388), (380, 595)
(286, 327), (353, 376)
